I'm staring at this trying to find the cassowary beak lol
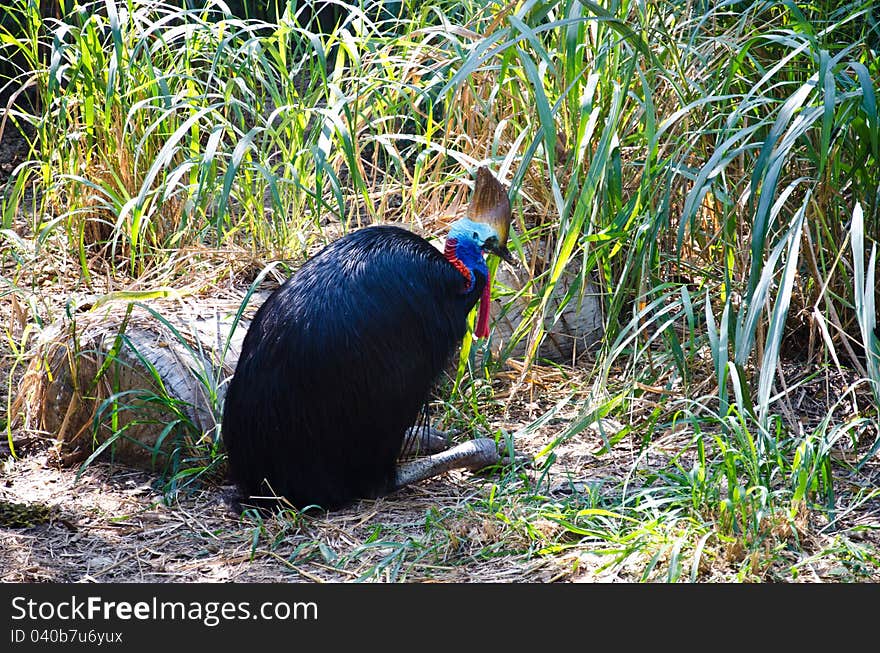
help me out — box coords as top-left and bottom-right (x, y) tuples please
(483, 237), (518, 266)
(468, 166), (517, 266)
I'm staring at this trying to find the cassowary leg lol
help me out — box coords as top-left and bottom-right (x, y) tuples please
(394, 438), (505, 489)
(400, 426), (454, 457)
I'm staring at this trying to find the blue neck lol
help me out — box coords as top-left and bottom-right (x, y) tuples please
(446, 219), (490, 291)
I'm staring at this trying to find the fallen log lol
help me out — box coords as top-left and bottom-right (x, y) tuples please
(15, 292), (262, 471)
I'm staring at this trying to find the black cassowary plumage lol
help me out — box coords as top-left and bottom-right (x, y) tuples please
(222, 166), (515, 511)
(222, 225), (486, 510)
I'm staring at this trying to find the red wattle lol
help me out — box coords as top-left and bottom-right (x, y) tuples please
(444, 238), (473, 291)
(475, 269), (492, 339)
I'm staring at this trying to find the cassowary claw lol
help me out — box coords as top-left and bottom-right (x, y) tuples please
(497, 450), (534, 469)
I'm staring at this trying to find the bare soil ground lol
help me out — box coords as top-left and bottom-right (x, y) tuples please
(4, 364), (878, 583)
(0, 367), (611, 583)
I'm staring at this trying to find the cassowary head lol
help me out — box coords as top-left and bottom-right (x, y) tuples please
(445, 167), (515, 338)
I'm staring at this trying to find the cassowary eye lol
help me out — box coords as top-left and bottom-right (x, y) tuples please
(472, 232), (478, 239)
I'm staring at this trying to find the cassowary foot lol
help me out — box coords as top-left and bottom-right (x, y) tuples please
(394, 437), (519, 489)
(495, 450), (533, 469)
(400, 426), (457, 457)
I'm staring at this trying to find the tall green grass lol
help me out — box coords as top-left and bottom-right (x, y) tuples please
(2, 0), (879, 579)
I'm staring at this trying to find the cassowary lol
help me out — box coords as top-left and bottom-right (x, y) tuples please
(222, 167), (517, 510)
